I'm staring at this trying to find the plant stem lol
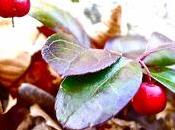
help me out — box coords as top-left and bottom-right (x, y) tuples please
(139, 60), (152, 82)
(12, 17), (14, 28)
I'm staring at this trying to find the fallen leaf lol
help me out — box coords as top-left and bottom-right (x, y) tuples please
(0, 85), (17, 114)
(18, 83), (55, 113)
(11, 51), (61, 96)
(30, 104), (61, 130)
(90, 5), (121, 48)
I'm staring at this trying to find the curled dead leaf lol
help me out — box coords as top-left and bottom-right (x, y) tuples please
(0, 52), (31, 87)
(11, 51), (61, 96)
(91, 5), (121, 48)
(17, 114), (57, 130)
(18, 83), (55, 113)
(0, 104), (29, 130)
(0, 16), (42, 87)
(30, 104), (61, 130)
(0, 85), (17, 114)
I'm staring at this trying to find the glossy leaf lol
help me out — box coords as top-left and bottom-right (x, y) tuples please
(105, 35), (147, 59)
(143, 47), (175, 66)
(141, 32), (175, 66)
(42, 33), (121, 77)
(55, 58), (143, 129)
(30, 0), (90, 47)
(150, 67), (175, 93)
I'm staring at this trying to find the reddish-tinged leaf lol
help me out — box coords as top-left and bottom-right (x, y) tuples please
(147, 32), (173, 50)
(42, 33), (121, 77)
(105, 35), (147, 59)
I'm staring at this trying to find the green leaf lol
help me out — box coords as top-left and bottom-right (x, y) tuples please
(55, 58), (143, 129)
(30, 0), (90, 47)
(144, 48), (175, 66)
(142, 32), (175, 66)
(150, 67), (175, 93)
(105, 35), (147, 59)
(42, 33), (121, 77)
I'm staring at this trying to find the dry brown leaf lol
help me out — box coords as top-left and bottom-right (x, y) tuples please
(0, 16), (42, 87)
(18, 83), (55, 115)
(0, 85), (17, 114)
(0, 52), (31, 87)
(0, 100), (3, 113)
(32, 122), (57, 130)
(17, 114), (57, 130)
(16, 115), (33, 130)
(0, 104), (30, 130)
(97, 118), (142, 130)
(10, 51), (61, 96)
(30, 104), (61, 130)
(91, 5), (121, 48)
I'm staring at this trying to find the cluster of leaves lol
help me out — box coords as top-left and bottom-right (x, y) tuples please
(29, 0), (175, 129)
(0, 0), (175, 129)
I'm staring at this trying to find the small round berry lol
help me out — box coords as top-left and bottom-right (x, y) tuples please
(132, 82), (167, 115)
(0, 0), (30, 18)
(0, 0), (14, 18)
(13, 0), (30, 17)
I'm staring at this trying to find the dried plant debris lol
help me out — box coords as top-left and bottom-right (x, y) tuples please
(11, 51), (61, 96)
(17, 115), (57, 130)
(0, 85), (17, 114)
(0, 105), (30, 130)
(97, 118), (142, 130)
(17, 104), (61, 130)
(91, 5), (121, 48)
(0, 52), (31, 87)
(18, 83), (55, 112)
(30, 104), (61, 130)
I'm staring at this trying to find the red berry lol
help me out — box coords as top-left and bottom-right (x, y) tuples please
(0, 0), (30, 18)
(132, 82), (167, 115)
